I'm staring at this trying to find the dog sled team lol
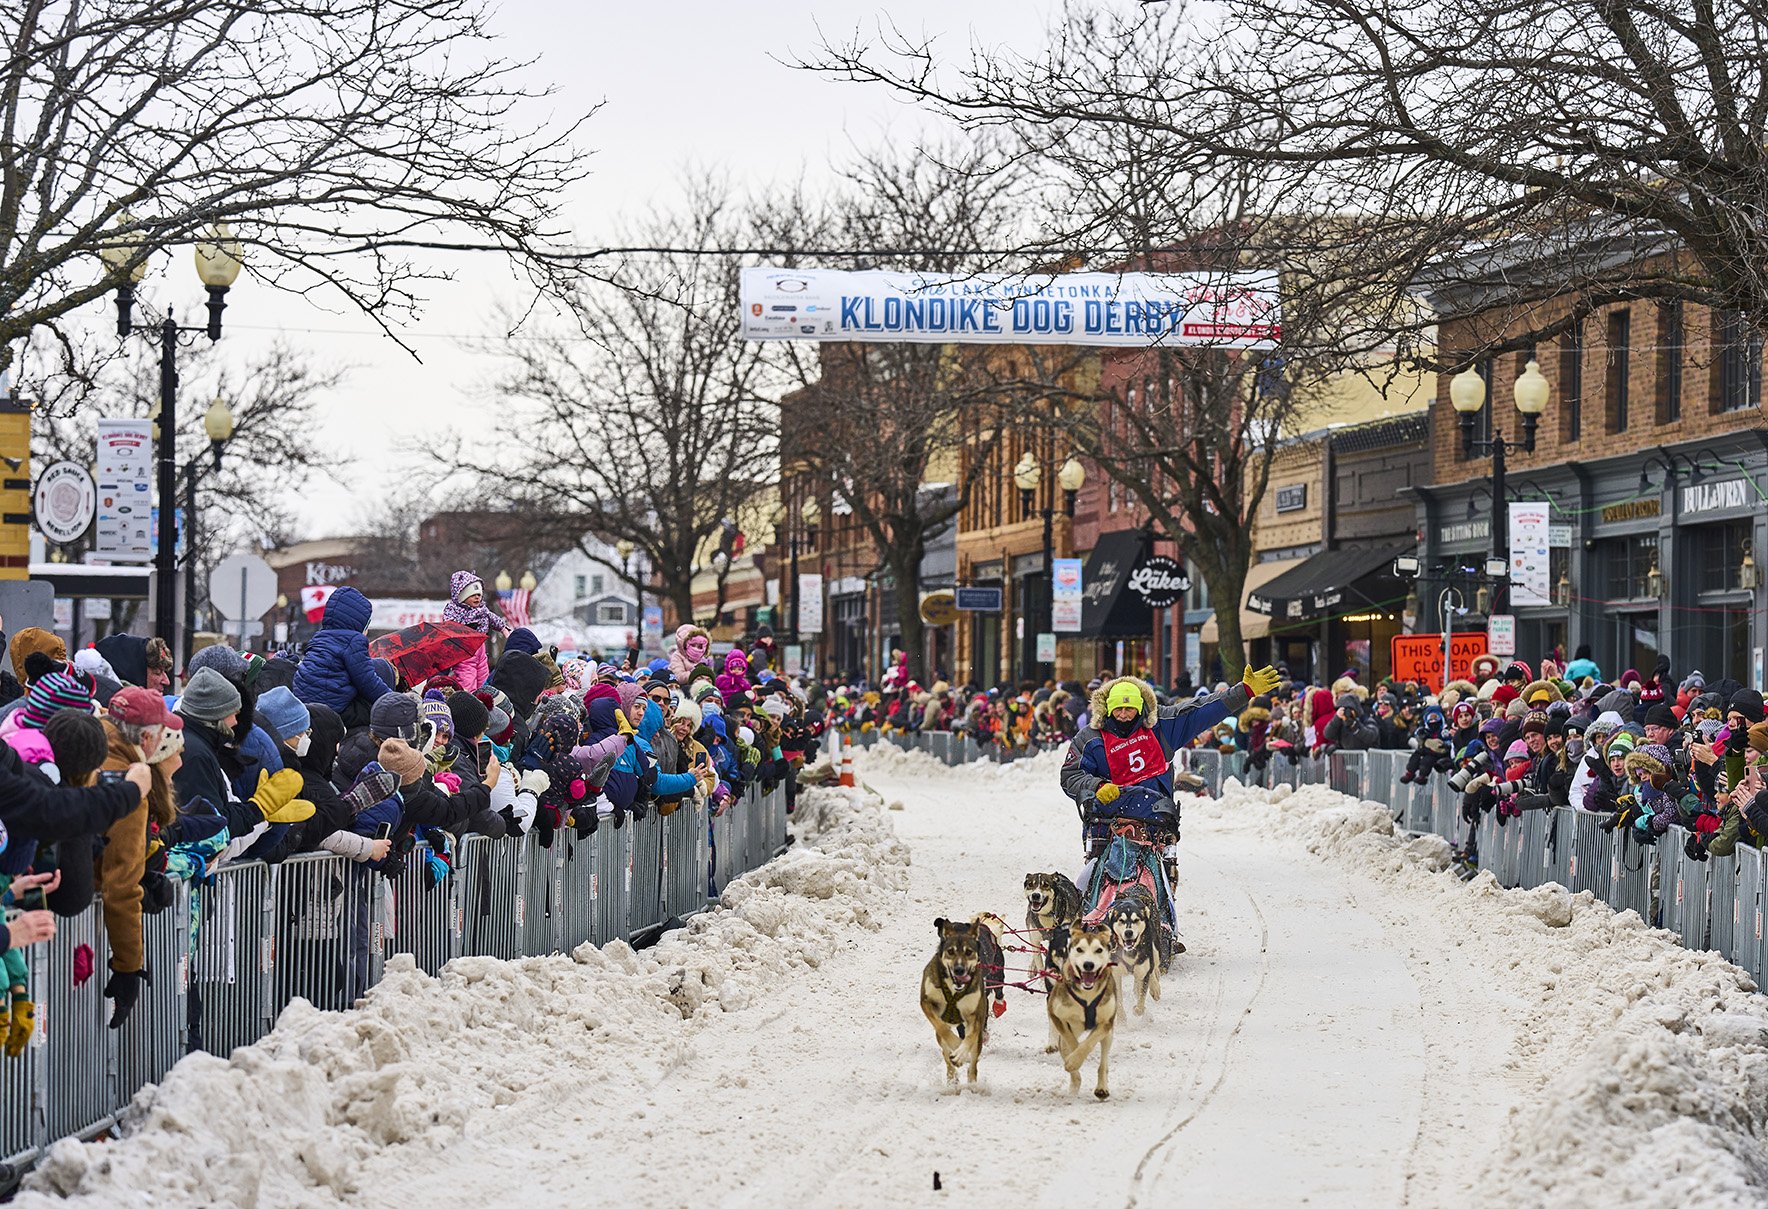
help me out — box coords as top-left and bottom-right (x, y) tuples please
(920, 668), (1282, 1099)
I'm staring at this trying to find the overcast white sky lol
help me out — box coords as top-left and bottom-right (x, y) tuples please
(231, 1), (1053, 537)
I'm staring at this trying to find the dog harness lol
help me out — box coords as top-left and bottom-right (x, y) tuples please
(1068, 971), (1111, 1031)
(1100, 727), (1169, 786)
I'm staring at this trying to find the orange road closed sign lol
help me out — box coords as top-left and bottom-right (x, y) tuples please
(1391, 633), (1490, 692)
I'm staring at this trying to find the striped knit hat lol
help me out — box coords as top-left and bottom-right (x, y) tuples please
(17, 670), (96, 731)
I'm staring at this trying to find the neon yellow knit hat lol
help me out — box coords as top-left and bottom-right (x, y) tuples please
(1105, 681), (1143, 715)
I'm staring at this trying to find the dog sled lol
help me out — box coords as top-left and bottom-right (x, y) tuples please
(1080, 772), (1204, 962)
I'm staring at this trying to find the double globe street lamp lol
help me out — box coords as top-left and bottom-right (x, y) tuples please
(1448, 358), (1552, 610)
(99, 217), (244, 650)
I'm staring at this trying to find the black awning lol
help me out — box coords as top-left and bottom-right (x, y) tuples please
(1245, 541), (1414, 623)
(1079, 529), (1154, 638)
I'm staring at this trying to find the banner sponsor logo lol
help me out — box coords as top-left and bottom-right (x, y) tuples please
(1508, 501), (1552, 606)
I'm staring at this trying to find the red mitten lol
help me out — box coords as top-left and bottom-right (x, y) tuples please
(433, 771), (462, 795)
(1695, 811), (1722, 836)
(72, 944), (95, 988)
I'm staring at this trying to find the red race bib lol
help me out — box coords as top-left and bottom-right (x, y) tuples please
(1100, 727), (1169, 786)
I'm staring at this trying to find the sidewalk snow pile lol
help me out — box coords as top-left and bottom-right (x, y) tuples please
(1206, 777), (1768, 1209)
(854, 739), (1066, 789)
(18, 784), (908, 1209)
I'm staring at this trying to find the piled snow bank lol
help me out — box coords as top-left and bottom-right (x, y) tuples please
(18, 784), (907, 1208)
(854, 740), (1067, 790)
(1210, 779), (1768, 1208)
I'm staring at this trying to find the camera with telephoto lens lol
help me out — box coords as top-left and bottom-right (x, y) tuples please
(1449, 747), (1494, 794)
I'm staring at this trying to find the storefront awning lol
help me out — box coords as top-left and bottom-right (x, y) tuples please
(1198, 556), (1308, 644)
(1246, 541), (1414, 623)
(1078, 529), (1153, 638)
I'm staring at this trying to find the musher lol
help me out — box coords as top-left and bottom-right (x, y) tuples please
(1060, 666), (1282, 937)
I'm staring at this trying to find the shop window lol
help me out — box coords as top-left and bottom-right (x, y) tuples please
(1657, 301), (1683, 424)
(1560, 324), (1583, 441)
(1719, 309), (1763, 413)
(1693, 520), (1752, 594)
(1602, 534), (1658, 601)
(1607, 309), (1630, 433)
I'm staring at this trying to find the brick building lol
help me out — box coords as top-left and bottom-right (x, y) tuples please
(1419, 284), (1768, 681)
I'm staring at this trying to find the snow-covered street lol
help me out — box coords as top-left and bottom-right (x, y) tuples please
(22, 749), (1768, 1208)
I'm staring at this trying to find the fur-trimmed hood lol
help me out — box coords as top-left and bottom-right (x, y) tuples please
(1520, 678), (1565, 706)
(1089, 676), (1158, 727)
(1238, 704), (1271, 728)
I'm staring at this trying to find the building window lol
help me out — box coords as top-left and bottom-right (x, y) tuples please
(1657, 301), (1682, 424)
(590, 573), (605, 595)
(1607, 309), (1630, 433)
(596, 602), (626, 625)
(1693, 520), (1752, 594)
(1560, 323), (1583, 441)
(573, 574), (586, 600)
(1602, 534), (1659, 601)
(1719, 309), (1763, 413)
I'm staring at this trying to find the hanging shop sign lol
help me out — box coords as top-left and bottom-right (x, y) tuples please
(1125, 553), (1190, 609)
(919, 590), (960, 627)
(955, 585), (1004, 612)
(739, 267), (1281, 348)
(31, 461), (96, 545)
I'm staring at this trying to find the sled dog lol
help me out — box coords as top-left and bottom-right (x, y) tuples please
(1046, 922), (1118, 1100)
(1106, 886), (1168, 1016)
(920, 915), (1005, 1087)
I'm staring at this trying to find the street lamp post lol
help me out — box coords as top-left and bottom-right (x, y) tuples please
(1449, 358), (1551, 610)
(1014, 451), (1087, 683)
(180, 396), (236, 666)
(100, 219), (243, 654)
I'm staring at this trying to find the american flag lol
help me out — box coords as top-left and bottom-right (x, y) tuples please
(499, 588), (532, 628)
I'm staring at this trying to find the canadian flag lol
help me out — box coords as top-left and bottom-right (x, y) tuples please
(301, 585), (337, 623)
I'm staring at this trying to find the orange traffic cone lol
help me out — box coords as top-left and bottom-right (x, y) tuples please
(839, 735), (856, 788)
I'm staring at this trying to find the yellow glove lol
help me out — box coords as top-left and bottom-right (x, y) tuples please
(1095, 782), (1121, 805)
(1242, 665), (1281, 696)
(249, 768), (314, 824)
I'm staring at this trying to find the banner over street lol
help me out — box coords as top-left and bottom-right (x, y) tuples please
(741, 267), (1281, 348)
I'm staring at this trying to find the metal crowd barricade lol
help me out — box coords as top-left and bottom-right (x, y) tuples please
(460, 834), (525, 961)
(926, 731), (951, 763)
(1187, 749), (1222, 797)
(117, 881), (192, 1103)
(383, 843), (462, 975)
(273, 854), (382, 1015)
(1328, 751), (1366, 801)
(521, 831), (564, 956)
(1609, 832), (1658, 926)
(1515, 808), (1551, 890)
(664, 799), (707, 922)
(556, 832), (598, 952)
(1402, 779), (1436, 836)
(1707, 848), (1739, 962)
(0, 939), (42, 1176)
(41, 905), (113, 1143)
(194, 860), (275, 1058)
(1661, 829), (1708, 950)
(1430, 780), (1461, 845)
(1563, 809), (1612, 897)
(596, 823), (632, 944)
(628, 816), (667, 943)
(1733, 846), (1765, 982)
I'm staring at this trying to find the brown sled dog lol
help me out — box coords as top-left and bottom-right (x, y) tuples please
(1046, 922), (1119, 1100)
(920, 915), (1006, 1087)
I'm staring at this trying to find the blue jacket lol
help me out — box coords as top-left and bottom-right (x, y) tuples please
(292, 588), (390, 713)
(617, 700), (698, 798)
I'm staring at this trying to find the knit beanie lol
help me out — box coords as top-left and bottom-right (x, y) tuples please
(1504, 740), (1530, 763)
(179, 667), (242, 723)
(448, 690), (489, 741)
(690, 679), (718, 704)
(1730, 688), (1766, 725)
(256, 686), (312, 742)
(1643, 702), (1679, 731)
(17, 671), (95, 730)
(506, 628), (542, 656)
(1606, 730), (1637, 759)
(187, 644), (247, 682)
(1335, 693), (1360, 712)
(369, 692), (421, 742)
(1521, 712), (1548, 737)
(613, 680), (644, 713)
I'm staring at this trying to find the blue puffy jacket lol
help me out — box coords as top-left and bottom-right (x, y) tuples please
(616, 700), (698, 799)
(292, 588), (391, 714)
